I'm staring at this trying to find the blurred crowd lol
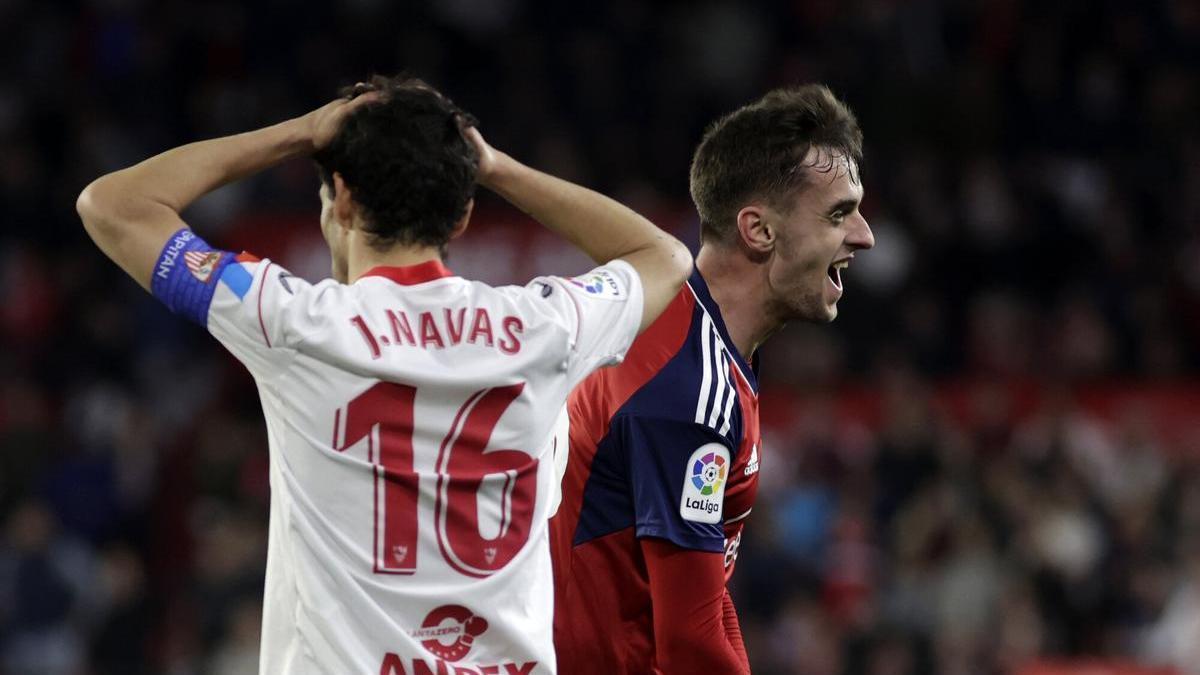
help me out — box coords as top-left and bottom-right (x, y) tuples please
(737, 375), (1200, 675)
(1, 0), (1198, 673)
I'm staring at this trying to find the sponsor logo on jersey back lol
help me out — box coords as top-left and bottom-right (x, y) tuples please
(566, 268), (625, 299)
(679, 443), (729, 524)
(411, 605), (489, 663)
(384, 606), (538, 673)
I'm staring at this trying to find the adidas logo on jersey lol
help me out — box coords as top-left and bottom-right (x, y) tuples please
(744, 443), (759, 476)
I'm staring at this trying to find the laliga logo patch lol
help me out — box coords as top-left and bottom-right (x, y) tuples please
(692, 449), (727, 496)
(679, 443), (729, 524)
(567, 269), (624, 300)
(411, 605), (489, 662)
(569, 275), (606, 294)
(184, 250), (223, 284)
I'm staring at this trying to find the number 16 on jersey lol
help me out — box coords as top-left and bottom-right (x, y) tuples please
(332, 382), (538, 577)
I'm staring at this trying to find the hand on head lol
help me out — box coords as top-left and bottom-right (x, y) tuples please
(303, 87), (382, 152)
(462, 126), (504, 188)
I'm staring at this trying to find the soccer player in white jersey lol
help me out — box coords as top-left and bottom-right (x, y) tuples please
(76, 76), (692, 675)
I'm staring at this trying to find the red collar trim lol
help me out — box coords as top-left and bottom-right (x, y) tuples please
(360, 260), (455, 285)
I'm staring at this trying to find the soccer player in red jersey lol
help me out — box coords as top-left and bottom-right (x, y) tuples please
(549, 85), (875, 673)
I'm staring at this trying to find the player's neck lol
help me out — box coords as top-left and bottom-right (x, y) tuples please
(695, 245), (781, 360)
(345, 238), (446, 284)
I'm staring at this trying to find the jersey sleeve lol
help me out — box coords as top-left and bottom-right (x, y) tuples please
(615, 415), (734, 553)
(642, 538), (752, 674)
(529, 259), (644, 387)
(149, 227), (314, 378)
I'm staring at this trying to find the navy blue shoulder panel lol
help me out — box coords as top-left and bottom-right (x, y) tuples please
(619, 292), (743, 446)
(572, 290), (748, 552)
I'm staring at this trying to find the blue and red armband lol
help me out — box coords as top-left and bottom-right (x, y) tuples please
(150, 228), (248, 326)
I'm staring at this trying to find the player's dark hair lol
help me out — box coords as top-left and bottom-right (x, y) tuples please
(689, 84), (863, 245)
(314, 75), (478, 254)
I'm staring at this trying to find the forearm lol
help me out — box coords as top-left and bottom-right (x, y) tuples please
(77, 119), (310, 289)
(82, 119), (309, 220)
(484, 157), (677, 266)
(723, 589), (750, 670)
(643, 538), (751, 674)
(483, 155), (691, 331)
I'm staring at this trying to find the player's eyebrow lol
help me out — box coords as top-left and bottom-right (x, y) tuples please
(827, 198), (860, 215)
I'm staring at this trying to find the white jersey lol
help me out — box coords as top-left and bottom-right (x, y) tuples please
(150, 230), (644, 675)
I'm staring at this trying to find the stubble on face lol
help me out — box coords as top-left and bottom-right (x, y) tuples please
(764, 148), (863, 325)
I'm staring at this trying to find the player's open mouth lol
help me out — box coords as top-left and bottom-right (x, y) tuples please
(827, 259), (849, 291)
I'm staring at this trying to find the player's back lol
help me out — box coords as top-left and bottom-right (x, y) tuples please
(183, 244), (645, 674)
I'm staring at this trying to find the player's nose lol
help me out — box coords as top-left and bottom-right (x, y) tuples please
(849, 214), (875, 251)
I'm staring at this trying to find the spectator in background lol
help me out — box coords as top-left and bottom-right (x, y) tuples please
(1, 0), (1197, 672)
(0, 501), (88, 675)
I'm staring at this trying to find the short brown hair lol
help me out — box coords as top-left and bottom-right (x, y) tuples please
(688, 84), (863, 244)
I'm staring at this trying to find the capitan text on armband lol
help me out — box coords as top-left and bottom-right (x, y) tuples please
(156, 229), (196, 280)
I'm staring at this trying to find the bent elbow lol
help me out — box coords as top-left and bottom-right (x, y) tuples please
(76, 177), (124, 242)
(663, 235), (694, 285)
(76, 181), (106, 231)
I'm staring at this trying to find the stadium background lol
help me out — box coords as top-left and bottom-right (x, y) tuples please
(2, 0), (1199, 673)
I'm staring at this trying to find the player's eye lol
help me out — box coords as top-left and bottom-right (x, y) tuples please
(829, 211), (845, 224)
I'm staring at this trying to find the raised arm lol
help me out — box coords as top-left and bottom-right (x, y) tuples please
(76, 95), (376, 290)
(465, 128), (692, 333)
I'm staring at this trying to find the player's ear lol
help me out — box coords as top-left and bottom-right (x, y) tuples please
(735, 204), (774, 259)
(449, 198), (472, 240)
(332, 172), (356, 231)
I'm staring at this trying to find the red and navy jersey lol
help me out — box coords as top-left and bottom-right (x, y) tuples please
(549, 270), (761, 673)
